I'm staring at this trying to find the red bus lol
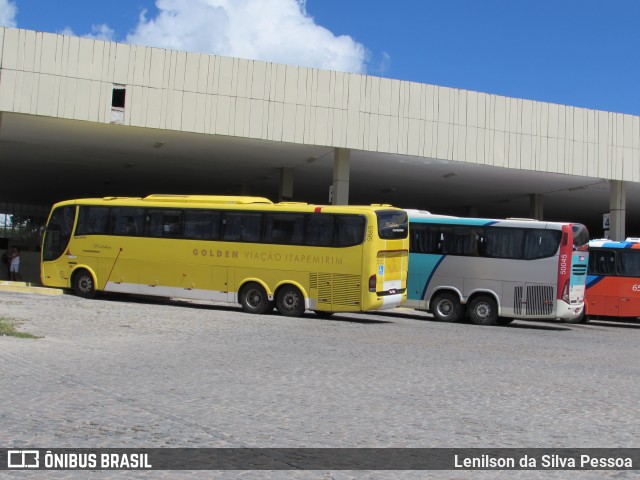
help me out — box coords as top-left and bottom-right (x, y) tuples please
(584, 239), (640, 322)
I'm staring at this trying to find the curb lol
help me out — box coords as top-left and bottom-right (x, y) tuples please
(0, 281), (63, 296)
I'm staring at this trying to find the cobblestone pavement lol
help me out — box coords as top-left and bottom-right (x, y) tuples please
(1, 290), (639, 479)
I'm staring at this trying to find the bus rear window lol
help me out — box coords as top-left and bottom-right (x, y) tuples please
(376, 210), (408, 240)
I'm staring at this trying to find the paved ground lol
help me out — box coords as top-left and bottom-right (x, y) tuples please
(1, 290), (639, 479)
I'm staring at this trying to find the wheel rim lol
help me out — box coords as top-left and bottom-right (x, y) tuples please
(78, 276), (93, 294)
(437, 300), (453, 318)
(283, 292), (299, 310)
(474, 302), (492, 320)
(246, 288), (263, 309)
(279, 290), (301, 313)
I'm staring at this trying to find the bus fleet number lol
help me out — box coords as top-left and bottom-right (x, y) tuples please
(632, 284), (640, 292)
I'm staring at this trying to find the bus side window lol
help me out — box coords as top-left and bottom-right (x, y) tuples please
(76, 206), (110, 235)
(222, 213), (261, 242)
(336, 215), (365, 247)
(184, 210), (221, 240)
(442, 226), (475, 256)
(591, 250), (615, 275)
(263, 213), (305, 245)
(409, 224), (440, 254)
(144, 209), (183, 238)
(484, 227), (524, 259)
(240, 214), (262, 242)
(162, 212), (182, 237)
(145, 210), (164, 237)
(523, 229), (562, 259)
(306, 215), (334, 246)
(617, 251), (640, 277)
(112, 208), (144, 236)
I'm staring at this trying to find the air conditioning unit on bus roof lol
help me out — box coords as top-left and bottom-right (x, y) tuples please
(143, 194), (273, 204)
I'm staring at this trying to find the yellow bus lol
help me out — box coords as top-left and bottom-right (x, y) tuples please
(41, 195), (409, 317)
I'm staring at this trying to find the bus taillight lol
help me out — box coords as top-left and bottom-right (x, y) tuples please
(369, 274), (377, 292)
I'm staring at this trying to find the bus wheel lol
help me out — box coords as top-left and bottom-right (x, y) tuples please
(72, 269), (97, 299)
(468, 295), (498, 326)
(239, 283), (272, 314)
(276, 285), (305, 317)
(431, 292), (464, 322)
(497, 317), (514, 325)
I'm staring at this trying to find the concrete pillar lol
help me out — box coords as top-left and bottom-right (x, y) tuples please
(332, 148), (350, 205)
(529, 194), (543, 220)
(279, 167), (294, 201)
(609, 180), (626, 241)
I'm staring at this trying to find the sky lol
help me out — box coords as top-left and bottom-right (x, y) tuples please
(1, 0), (640, 116)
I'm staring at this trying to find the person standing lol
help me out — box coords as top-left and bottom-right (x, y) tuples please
(9, 246), (21, 281)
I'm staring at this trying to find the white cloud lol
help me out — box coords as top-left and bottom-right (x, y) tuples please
(372, 52), (391, 76)
(84, 24), (116, 42)
(0, 0), (18, 28)
(125, 0), (368, 73)
(57, 23), (116, 42)
(59, 24), (116, 42)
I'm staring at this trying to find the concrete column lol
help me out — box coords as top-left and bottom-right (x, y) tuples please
(609, 180), (626, 241)
(279, 167), (294, 201)
(332, 148), (350, 205)
(529, 194), (543, 220)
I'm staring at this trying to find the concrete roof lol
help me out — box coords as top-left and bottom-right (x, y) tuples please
(1, 27), (639, 236)
(3, 111), (636, 236)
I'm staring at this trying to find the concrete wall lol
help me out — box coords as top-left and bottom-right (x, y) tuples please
(1, 26), (639, 183)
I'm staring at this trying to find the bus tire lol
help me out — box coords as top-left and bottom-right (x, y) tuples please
(430, 292), (464, 322)
(276, 285), (306, 317)
(239, 283), (272, 314)
(72, 269), (97, 299)
(468, 295), (498, 326)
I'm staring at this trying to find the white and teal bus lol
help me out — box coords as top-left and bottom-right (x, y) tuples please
(405, 210), (589, 326)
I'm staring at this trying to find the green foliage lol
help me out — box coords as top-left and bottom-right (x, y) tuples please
(0, 317), (41, 339)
